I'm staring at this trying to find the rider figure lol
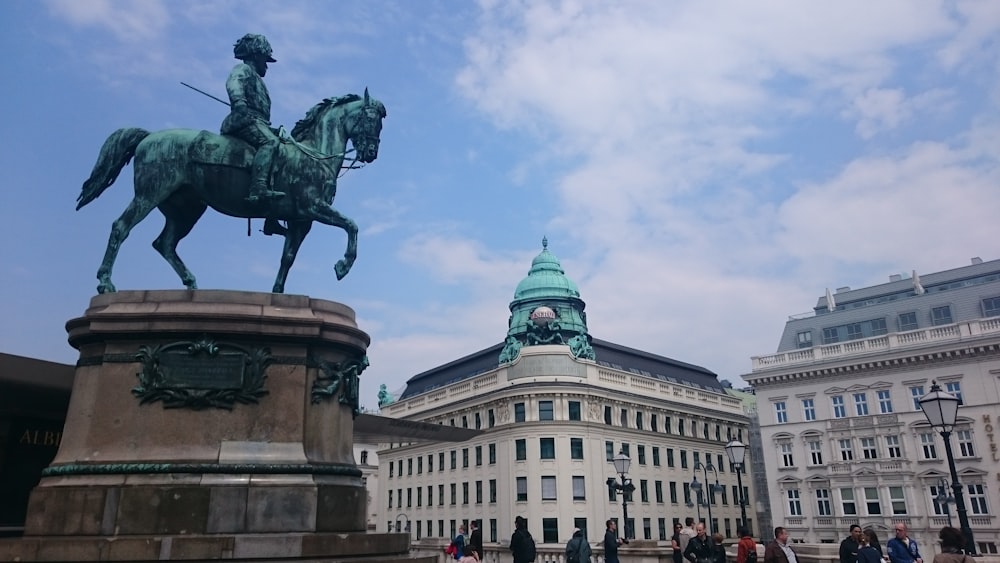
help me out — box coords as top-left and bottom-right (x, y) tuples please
(222, 34), (286, 204)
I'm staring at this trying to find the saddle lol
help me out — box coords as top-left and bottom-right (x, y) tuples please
(189, 130), (255, 168)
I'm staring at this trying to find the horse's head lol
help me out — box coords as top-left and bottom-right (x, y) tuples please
(346, 88), (387, 163)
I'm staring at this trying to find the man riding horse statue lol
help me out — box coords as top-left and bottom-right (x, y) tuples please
(75, 33), (387, 295)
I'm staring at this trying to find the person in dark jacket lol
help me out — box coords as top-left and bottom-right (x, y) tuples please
(672, 523), (685, 563)
(840, 525), (862, 563)
(763, 527), (798, 563)
(858, 530), (884, 563)
(566, 527), (593, 563)
(510, 516), (535, 563)
(604, 520), (624, 563)
(712, 533), (727, 563)
(684, 523), (714, 563)
(468, 520), (483, 560)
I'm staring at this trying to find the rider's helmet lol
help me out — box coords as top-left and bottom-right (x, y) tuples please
(233, 33), (276, 63)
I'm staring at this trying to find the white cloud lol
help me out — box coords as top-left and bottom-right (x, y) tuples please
(847, 87), (956, 139)
(45, 0), (171, 42)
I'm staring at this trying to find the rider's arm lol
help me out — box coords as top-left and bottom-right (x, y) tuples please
(225, 64), (253, 113)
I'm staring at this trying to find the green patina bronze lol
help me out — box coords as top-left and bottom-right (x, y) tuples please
(377, 383), (395, 407)
(41, 462), (362, 478)
(310, 354), (368, 416)
(132, 336), (272, 410)
(76, 33), (387, 294)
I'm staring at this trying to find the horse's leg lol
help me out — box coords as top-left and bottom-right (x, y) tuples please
(272, 220), (312, 293)
(152, 195), (207, 290)
(302, 204), (358, 280)
(95, 197), (160, 293)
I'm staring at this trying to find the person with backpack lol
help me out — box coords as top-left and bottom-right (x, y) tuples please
(452, 524), (467, 560)
(511, 515), (536, 563)
(566, 528), (592, 563)
(737, 527), (758, 563)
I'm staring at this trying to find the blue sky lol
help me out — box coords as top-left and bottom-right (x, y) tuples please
(2, 1), (999, 409)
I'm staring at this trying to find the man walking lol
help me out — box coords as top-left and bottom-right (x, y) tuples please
(468, 520), (483, 559)
(566, 527), (592, 563)
(840, 525), (862, 563)
(764, 527), (798, 563)
(510, 516), (536, 563)
(887, 523), (923, 563)
(604, 520), (624, 563)
(684, 523), (713, 563)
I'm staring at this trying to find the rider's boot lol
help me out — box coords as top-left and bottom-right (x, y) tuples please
(262, 218), (287, 237)
(246, 147), (285, 203)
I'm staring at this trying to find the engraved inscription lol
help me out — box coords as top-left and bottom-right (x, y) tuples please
(159, 352), (245, 389)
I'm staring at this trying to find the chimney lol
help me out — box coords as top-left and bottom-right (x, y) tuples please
(971, 257), (983, 265)
(889, 274), (902, 282)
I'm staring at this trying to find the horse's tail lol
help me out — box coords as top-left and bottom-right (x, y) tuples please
(76, 127), (151, 210)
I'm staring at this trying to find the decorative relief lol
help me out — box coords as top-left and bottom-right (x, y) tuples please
(310, 354), (369, 417)
(496, 401), (510, 423)
(132, 336), (271, 410)
(589, 400), (603, 422)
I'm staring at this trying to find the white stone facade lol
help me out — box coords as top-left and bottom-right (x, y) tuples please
(375, 345), (754, 546)
(744, 261), (1000, 554)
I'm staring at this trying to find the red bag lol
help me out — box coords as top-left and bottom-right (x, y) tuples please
(445, 542), (457, 556)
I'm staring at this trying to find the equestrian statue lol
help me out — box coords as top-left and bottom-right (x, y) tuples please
(76, 33), (387, 294)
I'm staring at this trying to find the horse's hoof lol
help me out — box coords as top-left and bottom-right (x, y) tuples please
(335, 260), (350, 280)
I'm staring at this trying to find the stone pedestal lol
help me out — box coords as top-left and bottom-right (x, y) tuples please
(0, 290), (421, 562)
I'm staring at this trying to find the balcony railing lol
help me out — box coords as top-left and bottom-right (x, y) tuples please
(752, 317), (1000, 372)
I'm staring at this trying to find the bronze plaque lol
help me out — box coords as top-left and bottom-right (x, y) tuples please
(159, 351), (246, 389)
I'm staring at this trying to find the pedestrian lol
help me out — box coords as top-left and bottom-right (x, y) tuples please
(510, 516), (536, 563)
(932, 527), (969, 563)
(737, 527), (757, 563)
(566, 527), (592, 563)
(684, 523), (714, 563)
(859, 530), (884, 563)
(866, 529), (884, 558)
(468, 520), (483, 561)
(452, 524), (467, 560)
(887, 523), (923, 563)
(672, 522), (685, 563)
(712, 532), (727, 563)
(604, 519), (624, 563)
(840, 525), (862, 563)
(679, 517), (697, 556)
(763, 527), (798, 563)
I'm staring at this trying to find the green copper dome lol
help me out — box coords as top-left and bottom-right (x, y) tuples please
(513, 237), (581, 299)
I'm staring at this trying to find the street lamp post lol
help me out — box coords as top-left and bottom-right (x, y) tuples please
(920, 381), (977, 555)
(690, 462), (722, 535)
(725, 439), (749, 532)
(608, 450), (635, 540)
(935, 477), (955, 528)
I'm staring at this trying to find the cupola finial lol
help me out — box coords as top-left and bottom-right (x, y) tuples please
(542, 236), (548, 250)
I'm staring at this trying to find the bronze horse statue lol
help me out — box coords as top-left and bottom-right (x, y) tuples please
(76, 90), (386, 294)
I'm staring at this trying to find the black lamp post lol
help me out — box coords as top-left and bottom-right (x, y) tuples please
(919, 381), (976, 555)
(725, 439), (749, 532)
(690, 462), (721, 535)
(935, 477), (955, 528)
(607, 450), (635, 540)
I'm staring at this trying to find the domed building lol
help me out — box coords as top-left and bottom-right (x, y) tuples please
(377, 240), (752, 551)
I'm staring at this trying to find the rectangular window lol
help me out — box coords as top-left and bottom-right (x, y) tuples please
(802, 398), (816, 421)
(946, 381), (964, 405)
(666, 448), (675, 468)
(958, 430), (975, 457)
(516, 477), (527, 502)
(539, 400), (554, 421)
(816, 489), (832, 516)
(775, 401), (788, 423)
(621, 443), (630, 457)
(476, 481), (482, 504)
(680, 450), (688, 469)
(910, 385), (925, 410)
(540, 437), (555, 459)
(428, 485), (433, 506)
(854, 393), (869, 415)
(861, 437), (878, 459)
(488, 408), (495, 427)
(877, 390), (893, 413)
(439, 452), (444, 470)
(665, 417), (672, 434)
(604, 405), (612, 425)
(808, 440), (823, 465)
(931, 484), (949, 515)
(542, 518), (559, 544)
(489, 443), (496, 464)
(658, 518), (667, 541)
(462, 482), (469, 504)
(475, 445), (482, 466)
(885, 435), (902, 458)
(899, 311), (918, 331)
(669, 481), (678, 504)
(516, 439), (527, 461)
(640, 479), (649, 502)
(571, 437), (584, 460)
(389, 462), (394, 478)
(967, 483), (989, 514)
(397, 488), (402, 509)
(643, 518), (652, 540)
(637, 445), (646, 465)
(636, 412), (644, 430)
(839, 438), (854, 461)
(920, 433), (938, 459)
(679, 419), (685, 436)
(428, 454), (433, 473)
(984, 296), (1000, 317)
(462, 415), (468, 428)
(417, 487), (422, 506)
(870, 318), (888, 336)
(438, 484), (444, 506)
(463, 448), (469, 468)
(387, 490), (393, 509)
(606, 441), (615, 461)
(787, 489), (802, 516)
(780, 443), (794, 467)
(489, 519), (496, 542)
(932, 305), (953, 326)
(407, 458), (413, 475)
(822, 327), (840, 344)
(450, 450), (457, 470)
(541, 476), (557, 500)
(450, 483), (456, 505)
(655, 480), (664, 503)
(841, 488), (857, 515)
(864, 487), (881, 515)
(515, 402), (525, 422)
(651, 414), (658, 432)
(620, 408), (628, 426)
(489, 479), (497, 503)
(847, 323), (863, 340)
(682, 482), (690, 504)
(417, 457), (423, 474)
(572, 476), (586, 500)
(652, 447), (661, 466)
(568, 401), (581, 421)
(475, 412), (481, 429)
(797, 331), (813, 348)
(889, 486), (907, 515)
(832, 395), (846, 418)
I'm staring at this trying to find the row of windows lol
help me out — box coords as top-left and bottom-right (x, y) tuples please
(784, 484), (991, 518)
(387, 477), (749, 509)
(772, 381), (963, 424)
(796, 298), (1000, 348)
(388, 444), (499, 477)
(776, 429), (978, 467)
